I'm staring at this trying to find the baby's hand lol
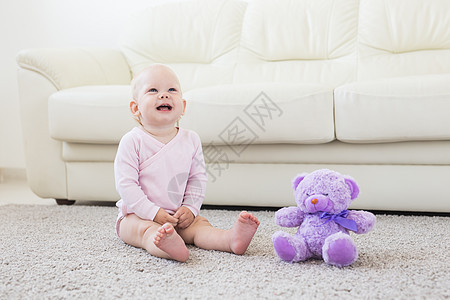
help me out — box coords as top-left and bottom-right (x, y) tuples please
(174, 207), (195, 229)
(154, 208), (178, 227)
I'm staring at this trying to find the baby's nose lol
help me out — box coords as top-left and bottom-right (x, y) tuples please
(159, 93), (169, 99)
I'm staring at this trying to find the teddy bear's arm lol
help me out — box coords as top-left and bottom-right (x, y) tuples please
(347, 210), (376, 234)
(275, 207), (305, 227)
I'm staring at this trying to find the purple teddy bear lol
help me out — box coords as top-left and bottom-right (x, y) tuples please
(273, 169), (376, 267)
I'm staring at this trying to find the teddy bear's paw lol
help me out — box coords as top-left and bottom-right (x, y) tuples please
(323, 232), (358, 267)
(272, 231), (308, 262)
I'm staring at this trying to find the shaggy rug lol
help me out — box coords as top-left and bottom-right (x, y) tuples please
(0, 204), (448, 299)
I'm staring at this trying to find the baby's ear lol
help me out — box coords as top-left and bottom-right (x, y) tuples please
(181, 99), (187, 115)
(292, 173), (307, 190)
(130, 100), (140, 116)
(344, 176), (360, 200)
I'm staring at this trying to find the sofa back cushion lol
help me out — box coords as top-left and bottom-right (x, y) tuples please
(120, 0), (450, 88)
(120, 0), (359, 90)
(234, 0), (359, 86)
(240, 0), (358, 61)
(120, 0), (247, 91)
(358, 0), (450, 80)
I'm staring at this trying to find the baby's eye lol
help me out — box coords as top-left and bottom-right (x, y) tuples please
(168, 88), (177, 92)
(148, 88), (157, 93)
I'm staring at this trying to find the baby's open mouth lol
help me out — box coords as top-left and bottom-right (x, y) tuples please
(156, 104), (172, 111)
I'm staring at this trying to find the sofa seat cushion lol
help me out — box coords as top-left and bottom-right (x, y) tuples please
(48, 85), (135, 143)
(335, 74), (450, 143)
(182, 83), (335, 145)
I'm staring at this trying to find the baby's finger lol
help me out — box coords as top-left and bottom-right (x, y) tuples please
(175, 216), (185, 227)
(177, 219), (188, 229)
(167, 215), (178, 224)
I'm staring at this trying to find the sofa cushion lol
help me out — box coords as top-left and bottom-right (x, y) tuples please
(120, 0), (246, 75)
(240, 0), (358, 61)
(48, 85), (135, 143)
(335, 74), (450, 143)
(49, 83), (334, 145)
(358, 0), (450, 80)
(182, 83), (335, 146)
(232, 0), (359, 87)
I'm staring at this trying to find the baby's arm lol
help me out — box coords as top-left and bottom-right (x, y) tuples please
(347, 210), (376, 234)
(275, 207), (305, 227)
(181, 132), (208, 217)
(114, 133), (162, 221)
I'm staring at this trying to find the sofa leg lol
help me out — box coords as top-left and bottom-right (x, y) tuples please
(55, 199), (76, 205)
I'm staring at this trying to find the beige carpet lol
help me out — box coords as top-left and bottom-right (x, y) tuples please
(0, 204), (449, 299)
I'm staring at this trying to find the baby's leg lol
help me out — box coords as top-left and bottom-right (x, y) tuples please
(178, 211), (260, 255)
(119, 214), (189, 262)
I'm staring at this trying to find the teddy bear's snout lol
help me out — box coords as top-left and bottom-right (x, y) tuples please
(305, 194), (332, 212)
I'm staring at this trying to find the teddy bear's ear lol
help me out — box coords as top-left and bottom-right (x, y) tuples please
(344, 176), (360, 200)
(292, 173), (307, 190)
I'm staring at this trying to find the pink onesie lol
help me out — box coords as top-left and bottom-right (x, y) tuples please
(114, 127), (207, 235)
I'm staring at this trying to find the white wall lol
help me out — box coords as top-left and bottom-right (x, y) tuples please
(0, 0), (173, 168)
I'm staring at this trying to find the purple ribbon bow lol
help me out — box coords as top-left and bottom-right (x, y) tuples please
(319, 210), (358, 232)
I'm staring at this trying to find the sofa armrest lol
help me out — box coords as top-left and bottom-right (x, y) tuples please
(17, 47), (132, 90)
(16, 47), (131, 200)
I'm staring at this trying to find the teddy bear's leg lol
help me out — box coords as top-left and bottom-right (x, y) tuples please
(322, 232), (358, 267)
(272, 231), (309, 262)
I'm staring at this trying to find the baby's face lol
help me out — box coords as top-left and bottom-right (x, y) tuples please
(131, 65), (186, 128)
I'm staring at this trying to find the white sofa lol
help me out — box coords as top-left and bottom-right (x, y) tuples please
(17, 0), (450, 212)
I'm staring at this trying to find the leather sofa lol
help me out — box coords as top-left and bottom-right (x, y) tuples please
(17, 0), (450, 212)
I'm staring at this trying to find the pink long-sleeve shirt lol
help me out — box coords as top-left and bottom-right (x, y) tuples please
(115, 127), (207, 221)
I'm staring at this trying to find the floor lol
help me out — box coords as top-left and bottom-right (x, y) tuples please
(0, 175), (55, 206)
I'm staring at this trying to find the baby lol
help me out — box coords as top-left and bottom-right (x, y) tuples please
(114, 64), (260, 262)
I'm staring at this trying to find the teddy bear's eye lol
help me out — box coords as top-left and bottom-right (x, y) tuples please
(306, 193), (328, 197)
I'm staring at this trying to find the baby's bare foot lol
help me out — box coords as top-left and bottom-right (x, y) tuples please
(154, 223), (189, 262)
(230, 211), (260, 255)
